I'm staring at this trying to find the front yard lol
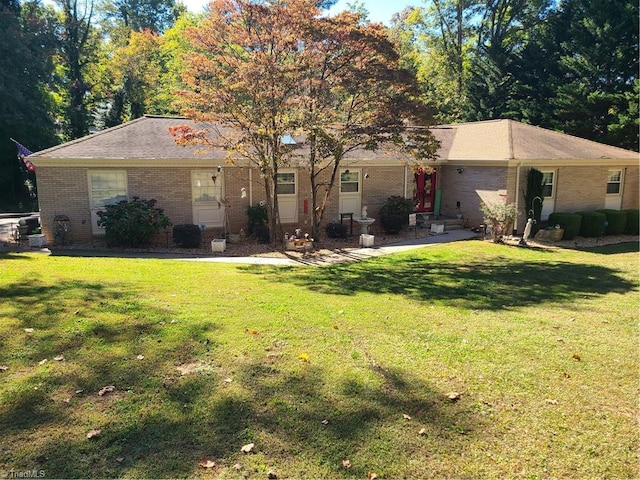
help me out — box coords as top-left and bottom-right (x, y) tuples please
(0, 240), (637, 479)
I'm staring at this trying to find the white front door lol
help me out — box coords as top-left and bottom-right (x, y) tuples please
(604, 169), (623, 210)
(339, 169), (361, 217)
(192, 171), (225, 228)
(276, 170), (298, 224)
(540, 170), (556, 220)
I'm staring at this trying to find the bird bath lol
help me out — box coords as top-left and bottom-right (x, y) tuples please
(354, 206), (375, 234)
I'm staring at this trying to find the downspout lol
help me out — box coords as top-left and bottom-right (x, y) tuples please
(403, 165), (408, 198)
(514, 162), (522, 235)
(249, 168), (253, 206)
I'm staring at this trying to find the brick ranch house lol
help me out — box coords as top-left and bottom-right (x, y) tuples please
(30, 116), (639, 244)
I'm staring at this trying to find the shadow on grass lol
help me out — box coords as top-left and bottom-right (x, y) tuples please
(0, 278), (226, 478)
(1, 330), (477, 478)
(242, 255), (636, 310)
(571, 242), (639, 255)
(0, 252), (36, 260)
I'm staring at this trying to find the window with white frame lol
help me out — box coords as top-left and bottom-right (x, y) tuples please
(541, 171), (555, 198)
(89, 171), (127, 208)
(340, 170), (359, 193)
(192, 171), (223, 203)
(606, 170), (622, 194)
(276, 172), (296, 195)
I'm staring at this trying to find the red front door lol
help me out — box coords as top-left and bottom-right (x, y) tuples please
(414, 168), (436, 213)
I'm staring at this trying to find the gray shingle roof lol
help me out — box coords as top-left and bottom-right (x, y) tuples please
(31, 115), (639, 162)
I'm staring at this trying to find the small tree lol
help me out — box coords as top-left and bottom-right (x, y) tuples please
(480, 200), (517, 243)
(97, 197), (171, 247)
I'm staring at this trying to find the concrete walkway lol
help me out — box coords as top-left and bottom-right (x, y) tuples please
(3, 228), (479, 266)
(180, 229), (478, 266)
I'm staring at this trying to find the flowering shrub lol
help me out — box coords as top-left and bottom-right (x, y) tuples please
(480, 201), (517, 243)
(97, 197), (172, 247)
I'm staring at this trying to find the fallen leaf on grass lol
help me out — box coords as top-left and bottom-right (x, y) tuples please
(321, 419), (329, 425)
(241, 443), (254, 453)
(447, 392), (462, 402)
(545, 399), (558, 405)
(342, 459), (351, 468)
(24, 328), (35, 333)
(418, 428), (427, 435)
(224, 378), (233, 383)
(38, 359), (48, 366)
(136, 355), (144, 360)
(368, 473), (378, 480)
(0, 366), (8, 372)
(333, 324), (339, 330)
(116, 457), (124, 463)
(267, 469), (277, 479)
(572, 354), (582, 361)
(86, 429), (102, 439)
(98, 385), (115, 396)
(233, 463), (242, 470)
(403, 414), (412, 420)
(198, 458), (216, 469)
(54, 355), (64, 361)
(562, 372), (571, 378)
(298, 353), (309, 362)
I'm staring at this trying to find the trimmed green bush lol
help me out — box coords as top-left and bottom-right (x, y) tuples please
(380, 215), (407, 234)
(325, 222), (348, 239)
(97, 197), (172, 247)
(247, 203), (268, 235)
(173, 224), (202, 248)
(596, 209), (628, 235)
(379, 196), (414, 234)
(624, 210), (639, 235)
(576, 211), (606, 238)
(547, 212), (582, 240)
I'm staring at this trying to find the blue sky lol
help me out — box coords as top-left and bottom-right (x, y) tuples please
(181, 0), (424, 24)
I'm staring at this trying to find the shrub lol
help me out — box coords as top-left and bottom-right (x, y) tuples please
(547, 213), (582, 240)
(325, 222), (348, 239)
(254, 224), (270, 244)
(480, 201), (518, 243)
(172, 224), (202, 248)
(97, 197), (172, 247)
(576, 211), (606, 238)
(247, 203), (268, 235)
(624, 209), (639, 235)
(380, 215), (407, 234)
(596, 209), (628, 235)
(379, 196), (414, 234)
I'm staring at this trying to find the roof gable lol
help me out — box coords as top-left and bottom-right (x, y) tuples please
(431, 119), (639, 161)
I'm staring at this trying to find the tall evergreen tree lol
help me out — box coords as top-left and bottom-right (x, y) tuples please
(0, 0), (57, 209)
(549, 0), (638, 150)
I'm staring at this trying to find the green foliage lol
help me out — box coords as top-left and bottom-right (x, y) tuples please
(548, 212), (582, 240)
(596, 209), (628, 236)
(379, 196), (415, 234)
(624, 209), (639, 235)
(325, 222), (348, 239)
(480, 200), (518, 242)
(172, 224), (201, 248)
(246, 203), (268, 235)
(524, 168), (544, 231)
(97, 197), (172, 247)
(576, 211), (606, 238)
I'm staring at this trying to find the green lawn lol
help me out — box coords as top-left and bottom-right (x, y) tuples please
(0, 240), (638, 479)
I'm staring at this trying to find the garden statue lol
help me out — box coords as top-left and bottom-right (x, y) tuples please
(519, 217), (535, 246)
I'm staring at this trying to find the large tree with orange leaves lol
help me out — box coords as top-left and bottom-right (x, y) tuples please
(177, 0), (438, 242)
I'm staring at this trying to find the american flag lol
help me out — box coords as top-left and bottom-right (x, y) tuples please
(12, 139), (35, 172)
